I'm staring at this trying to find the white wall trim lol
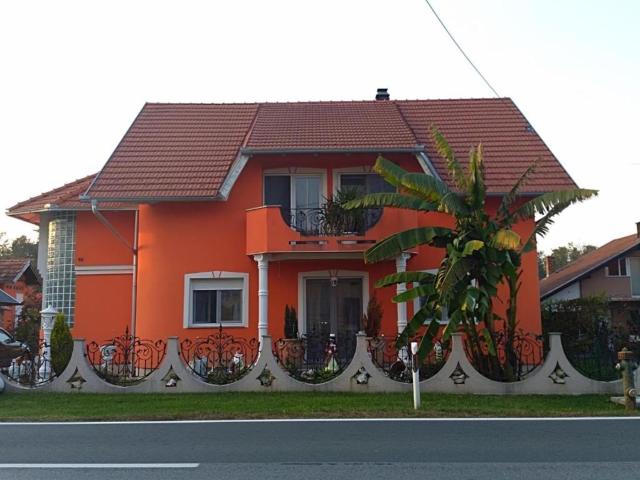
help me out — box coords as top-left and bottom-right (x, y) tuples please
(296, 269), (369, 335)
(183, 271), (249, 328)
(75, 265), (134, 276)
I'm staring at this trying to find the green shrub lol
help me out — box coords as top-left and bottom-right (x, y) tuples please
(362, 295), (383, 338)
(284, 305), (298, 339)
(50, 313), (73, 375)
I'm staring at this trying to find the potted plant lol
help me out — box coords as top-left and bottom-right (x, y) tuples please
(320, 188), (366, 236)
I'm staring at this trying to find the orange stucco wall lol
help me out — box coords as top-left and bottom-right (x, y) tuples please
(72, 211), (135, 341)
(70, 153), (544, 342)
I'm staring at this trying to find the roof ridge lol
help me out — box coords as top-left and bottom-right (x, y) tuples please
(143, 97), (514, 107)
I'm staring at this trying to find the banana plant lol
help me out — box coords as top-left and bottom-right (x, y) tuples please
(345, 128), (597, 380)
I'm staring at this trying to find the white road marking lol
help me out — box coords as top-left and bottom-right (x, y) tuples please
(0, 416), (637, 426)
(0, 463), (199, 469)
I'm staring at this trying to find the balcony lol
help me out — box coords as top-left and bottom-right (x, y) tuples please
(246, 205), (418, 256)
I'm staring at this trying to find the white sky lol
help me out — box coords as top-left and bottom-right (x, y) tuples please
(1, 0), (638, 254)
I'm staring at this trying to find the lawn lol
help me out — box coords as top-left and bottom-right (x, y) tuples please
(0, 392), (634, 421)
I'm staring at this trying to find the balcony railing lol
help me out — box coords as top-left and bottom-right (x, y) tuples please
(280, 207), (383, 237)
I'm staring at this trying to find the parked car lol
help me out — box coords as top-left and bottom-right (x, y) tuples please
(0, 328), (30, 369)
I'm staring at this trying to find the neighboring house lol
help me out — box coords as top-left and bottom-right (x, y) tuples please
(6, 92), (577, 346)
(0, 258), (41, 332)
(539, 225), (640, 324)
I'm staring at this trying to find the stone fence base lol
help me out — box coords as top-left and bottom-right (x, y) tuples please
(0, 333), (633, 395)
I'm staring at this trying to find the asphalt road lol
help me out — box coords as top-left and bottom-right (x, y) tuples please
(0, 418), (639, 479)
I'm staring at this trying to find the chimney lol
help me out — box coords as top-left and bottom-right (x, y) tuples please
(637, 221), (640, 238)
(375, 88), (390, 101)
(544, 256), (555, 278)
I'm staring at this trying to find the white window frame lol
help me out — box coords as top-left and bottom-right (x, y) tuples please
(183, 272), (249, 328)
(605, 257), (630, 277)
(263, 168), (328, 208)
(413, 269), (448, 325)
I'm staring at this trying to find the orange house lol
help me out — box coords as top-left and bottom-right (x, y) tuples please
(7, 93), (577, 349)
(0, 258), (40, 333)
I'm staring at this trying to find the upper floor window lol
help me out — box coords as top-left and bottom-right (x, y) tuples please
(339, 173), (395, 195)
(606, 258), (628, 277)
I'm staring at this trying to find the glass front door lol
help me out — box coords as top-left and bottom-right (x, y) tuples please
(305, 277), (362, 362)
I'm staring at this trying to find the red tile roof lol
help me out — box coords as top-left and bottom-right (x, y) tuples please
(6, 174), (128, 224)
(540, 234), (640, 299)
(245, 101), (418, 152)
(85, 103), (259, 200)
(397, 99), (577, 194)
(0, 258), (35, 285)
(10, 97), (578, 206)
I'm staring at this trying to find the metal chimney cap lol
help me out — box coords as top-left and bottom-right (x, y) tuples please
(375, 88), (390, 100)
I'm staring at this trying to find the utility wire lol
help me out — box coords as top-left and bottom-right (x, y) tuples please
(424, 0), (501, 97)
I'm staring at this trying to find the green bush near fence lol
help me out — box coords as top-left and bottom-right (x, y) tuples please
(51, 313), (73, 375)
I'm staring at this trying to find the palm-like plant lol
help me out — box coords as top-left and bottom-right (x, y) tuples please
(345, 128), (597, 380)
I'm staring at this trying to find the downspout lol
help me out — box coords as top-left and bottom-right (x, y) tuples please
(90, 200), (138, 338)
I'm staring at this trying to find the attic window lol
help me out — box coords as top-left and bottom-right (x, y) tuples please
(606, 258), (628, 277)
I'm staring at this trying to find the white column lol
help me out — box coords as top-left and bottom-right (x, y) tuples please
(253, 254), (270, 340)
(395, 253), (411, 335)
(39, 305), (57, 379)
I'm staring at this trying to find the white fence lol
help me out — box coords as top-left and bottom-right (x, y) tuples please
(0, 333), (632, 395)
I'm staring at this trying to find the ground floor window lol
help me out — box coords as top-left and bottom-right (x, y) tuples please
(184, 273), (248, 327)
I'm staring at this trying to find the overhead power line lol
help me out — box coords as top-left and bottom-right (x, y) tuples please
(424, 0), (501, 98)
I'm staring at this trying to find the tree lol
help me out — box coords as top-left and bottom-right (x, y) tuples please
(0, 232), (38, 260)
(346, 127), (597, 380)
(538, 242), (597, 278)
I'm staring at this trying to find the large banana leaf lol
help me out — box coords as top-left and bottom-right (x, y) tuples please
(376, 271), (436, 288)
(343, 192), (438, 212)
(509, 188), (598, 222)
(364, 226), (453, 263)
(431, 127), (466, 190)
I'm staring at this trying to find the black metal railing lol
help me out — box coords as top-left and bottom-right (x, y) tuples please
(464, 329), (544, 382)
(1, 340), (56, 387)
(179, 326), (259, 385)
(280, 208), (383, 236)
(273, 332), (357, 383)
(86, 328), (166, 386)
(367, 335), (449, 382)
(561, 327), (624, 381)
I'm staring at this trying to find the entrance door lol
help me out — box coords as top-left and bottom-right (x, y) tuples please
(305, 277), (362, 361)
(630, 257), (640, 297)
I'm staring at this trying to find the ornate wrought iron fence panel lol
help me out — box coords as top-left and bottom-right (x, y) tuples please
(463, 329), (544, 382)
(86, 327), (166, 386)
(280, 208), (383, 237)
(179, 327), (259, 385)
(1, 340), (56, 387)
(367, 335), (449, 382)
(273, 332), (356, 383)
(562, 326), (623, 381)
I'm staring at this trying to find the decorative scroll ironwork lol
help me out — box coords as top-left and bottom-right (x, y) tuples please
(280, 208), (383, 237)
(86, 327), (166, 386)
(367, 335), (449, 382)
(1, 340), (56, 387)
(273, 331), (357, 384)
(463, 329), (544, 382)
(179, 326), (259, 385)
